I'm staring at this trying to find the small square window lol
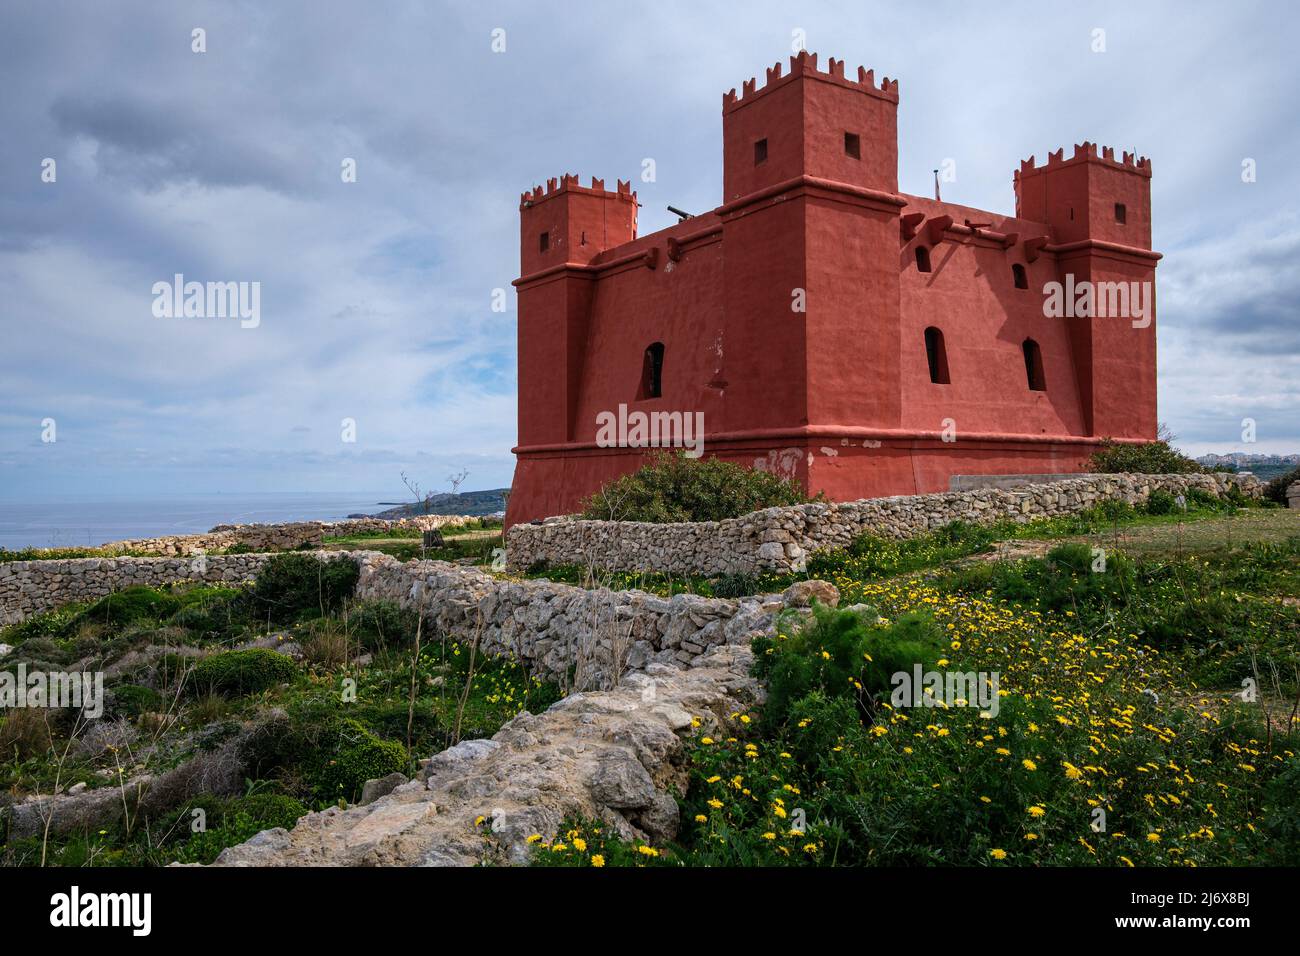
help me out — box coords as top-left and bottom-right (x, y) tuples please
(844, 132), (860, 159)
(1114, 203), (1127, 224)
(754, 138), (768, 164)
(539, 231), (549, 252)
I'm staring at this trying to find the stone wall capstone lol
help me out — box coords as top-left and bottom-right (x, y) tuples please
(506, 472), (1261, 577)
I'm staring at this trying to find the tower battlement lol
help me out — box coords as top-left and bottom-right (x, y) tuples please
(520, 174), (636, 209)
(1016, 141), (1152, 181)
(722, 50), (898, 112)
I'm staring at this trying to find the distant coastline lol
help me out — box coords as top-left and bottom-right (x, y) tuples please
(0, 488), (508, 551)
(356, 488), (508, 520)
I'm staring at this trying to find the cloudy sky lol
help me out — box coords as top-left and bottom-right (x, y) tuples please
(1, 1), (1297, 501)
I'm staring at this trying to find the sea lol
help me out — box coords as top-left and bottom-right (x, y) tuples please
(0, 492), (398, 551)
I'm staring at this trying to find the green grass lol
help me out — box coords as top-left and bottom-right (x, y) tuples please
(0, 546), (159, 563)
(523, 496), (1290, 598)
(534, 530), (1300, 869)
(0, 557), (559, 868)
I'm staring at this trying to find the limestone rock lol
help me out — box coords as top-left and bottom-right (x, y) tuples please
(207, 644), (758, 867)
(782, 579), (840, 608)
(359, 772), (410, 806)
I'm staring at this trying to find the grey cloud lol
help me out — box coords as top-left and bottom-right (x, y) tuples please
(0, 0), (1297, 495)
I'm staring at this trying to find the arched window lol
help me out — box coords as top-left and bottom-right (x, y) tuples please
(1012, 263), (1028, 290)
(640, 342), (665, 399)
(915, 245), (932, 273)
(1022, 338), (1046, 391)
(924, 327), (950, 384)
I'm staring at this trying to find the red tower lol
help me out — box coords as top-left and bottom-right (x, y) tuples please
(506, 53), (1159, 527)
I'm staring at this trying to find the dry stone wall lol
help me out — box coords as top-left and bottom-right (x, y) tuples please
(100, 514), (479, 556)
(352, 553), (778, 689)
(211, 643), (761, 867)
(506, 472), (1261, 577)
(0, 550), (781, 690)
(0, 554), (276, 626)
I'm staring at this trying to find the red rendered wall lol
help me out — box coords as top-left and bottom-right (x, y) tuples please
(505, 56), (1158, 527)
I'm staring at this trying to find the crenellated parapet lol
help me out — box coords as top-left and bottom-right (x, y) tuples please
(722, 50), (897, 111)
(520, 174), (636, 208)
(1015, 141), (1152, 182)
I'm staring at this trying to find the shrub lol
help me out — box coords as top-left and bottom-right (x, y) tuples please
(79, 587), (182, 630)
(188, 692), (231, 724)
(299, 622), (351, 670)
(1143, 488), (1179, 515)
(347, 600), (419, 651)
(4, 635), (70, 668)
(753, 604), (946, 730)
(188, 648), (297, 697)
(1185, 487), (1229, 512)
(580, 451), (813, 523)
(709, 573), (763, 599)
(1261, 755), (1300, 865)
(242, 553), (359, 624)
(1088, 427), (1204, 475)
(167, 793), (309, 865)
(0, 708), (53, 760)
(230, 793), (308, 831)
(952, 542), (1137, 618)
(112, 683), (165, 718)
(166, 585), (245, 638)
(1264, 466), (1300, 506)
(0, 602), (87, 644)
(309, 719), (408, 802)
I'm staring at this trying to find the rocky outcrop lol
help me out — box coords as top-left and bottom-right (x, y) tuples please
(209, 643), (759, 867)
(506, 472), (1261, 577)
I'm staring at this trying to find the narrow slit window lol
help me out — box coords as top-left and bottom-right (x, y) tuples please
(754, 138), (768, 165)
(1114, 202), (1127, 224)
(844, 132), (861, 159)
(924, 327), (950, 384)
(1023, 338), (1046, 391)
(641, 342), (665, 399)
(915, 245), (932, 273)
(539, 231), (549, 253)
(1012, 263), (1028, 289)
